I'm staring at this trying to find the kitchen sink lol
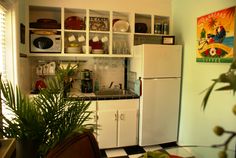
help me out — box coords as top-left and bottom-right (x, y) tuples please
(95, 89), (133, 96)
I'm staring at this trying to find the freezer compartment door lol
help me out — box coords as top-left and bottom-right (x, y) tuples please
(139, 78), (181, 146)
(142, 45), (182, 78)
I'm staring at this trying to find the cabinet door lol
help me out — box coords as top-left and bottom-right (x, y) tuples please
(84, 101), (97, 125)
(83, 101), (97, 138)
(118, 109), (138, 147)
(97, 110), (117, 149)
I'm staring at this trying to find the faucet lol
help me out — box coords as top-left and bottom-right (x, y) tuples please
(108, 82), (122, 90)
(119, 83), (122, 90)
(109, 81), (114, 88)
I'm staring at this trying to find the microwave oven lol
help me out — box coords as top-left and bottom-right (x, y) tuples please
(30, 34), (61, 53)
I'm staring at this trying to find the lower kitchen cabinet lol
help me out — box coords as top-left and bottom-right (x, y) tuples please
(97, 109), (117, 148)
(84, 101), (97, 125)
(118, 108), (137, 147)
(83, 101), (97, 138)
(96, 99), (139, 149)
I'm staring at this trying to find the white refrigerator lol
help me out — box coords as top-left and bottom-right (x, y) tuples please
(129, 44), (182, 146)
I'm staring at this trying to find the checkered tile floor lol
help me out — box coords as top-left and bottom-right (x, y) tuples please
(100, 142), (195, 158)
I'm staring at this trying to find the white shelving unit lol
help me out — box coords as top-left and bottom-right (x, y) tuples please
(27, 6), (170, 57)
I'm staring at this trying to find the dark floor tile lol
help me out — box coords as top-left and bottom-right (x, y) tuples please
(100, 149), (107, 158)
(160, 142), (178, 149)
(124, 145), (145, 155)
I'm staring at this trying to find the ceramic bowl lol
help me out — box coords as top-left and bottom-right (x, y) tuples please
(82, 46), (92, 53)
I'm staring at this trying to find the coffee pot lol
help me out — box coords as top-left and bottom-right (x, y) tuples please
(81, 69), (93, 93)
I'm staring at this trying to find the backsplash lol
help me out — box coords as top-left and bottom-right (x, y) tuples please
(30, 58), (125, 93)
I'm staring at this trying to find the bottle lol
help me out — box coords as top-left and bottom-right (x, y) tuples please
(154, 23), (162, 34)
(154, 23), (158, 34)
(163, 23), (168, 35)
(94, 79), (99, 92)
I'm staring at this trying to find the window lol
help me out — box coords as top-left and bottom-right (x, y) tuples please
(0, 5), (6, 80)
(0, 0), (17, 84)
(0, 0), (17, 124)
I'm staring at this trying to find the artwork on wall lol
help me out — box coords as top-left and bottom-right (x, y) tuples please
(197, 6), (235, 63)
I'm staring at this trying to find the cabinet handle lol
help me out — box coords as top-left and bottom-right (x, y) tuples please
(96, 115), (99, 120)
(120, 114), (125, 120)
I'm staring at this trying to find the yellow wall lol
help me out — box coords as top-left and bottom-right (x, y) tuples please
(29, 0), (171, 15)
(172, 0), (236, 149)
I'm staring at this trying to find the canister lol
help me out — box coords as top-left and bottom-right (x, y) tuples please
(163, 23), (168, 35)
(154, 23), (162, 34)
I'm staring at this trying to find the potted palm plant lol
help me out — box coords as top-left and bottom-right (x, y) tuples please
(0, 63), (95, 157)
(202, 60), (236, 158)
(56, 63), (78, 97)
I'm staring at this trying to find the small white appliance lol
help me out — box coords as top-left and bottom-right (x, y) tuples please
(130, 44), (182, 146)
(31, 34), (61, 52)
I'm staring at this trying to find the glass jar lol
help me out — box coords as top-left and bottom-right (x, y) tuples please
(154, 23), (162, 34)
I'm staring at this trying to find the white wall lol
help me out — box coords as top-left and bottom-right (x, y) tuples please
(29, 0), (171, 16)
(17, 0), (32, 93)
(172, 0), (236, 149)
(30, 58), (125, 92)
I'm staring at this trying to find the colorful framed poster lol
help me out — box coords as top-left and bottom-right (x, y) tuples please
(197, 6), (235, 63)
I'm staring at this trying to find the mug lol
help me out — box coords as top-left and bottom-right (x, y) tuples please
(36, 65), (43, 76)
(48, 62), (56, 75)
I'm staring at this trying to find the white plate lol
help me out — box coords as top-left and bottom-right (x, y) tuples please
(113, 20), (129, 32)
(92, 49), (104, 54)
(66, 47), (82, 53)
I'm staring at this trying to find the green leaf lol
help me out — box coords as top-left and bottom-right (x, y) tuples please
(202, 81), (217, 110)
(0, 63), (94, 156)
(202, 60), (236, 110)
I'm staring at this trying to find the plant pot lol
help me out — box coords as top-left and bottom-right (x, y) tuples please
(16, 140), (40, 158)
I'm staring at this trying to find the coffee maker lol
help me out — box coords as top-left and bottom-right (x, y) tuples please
(81, 69), (93, 93)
